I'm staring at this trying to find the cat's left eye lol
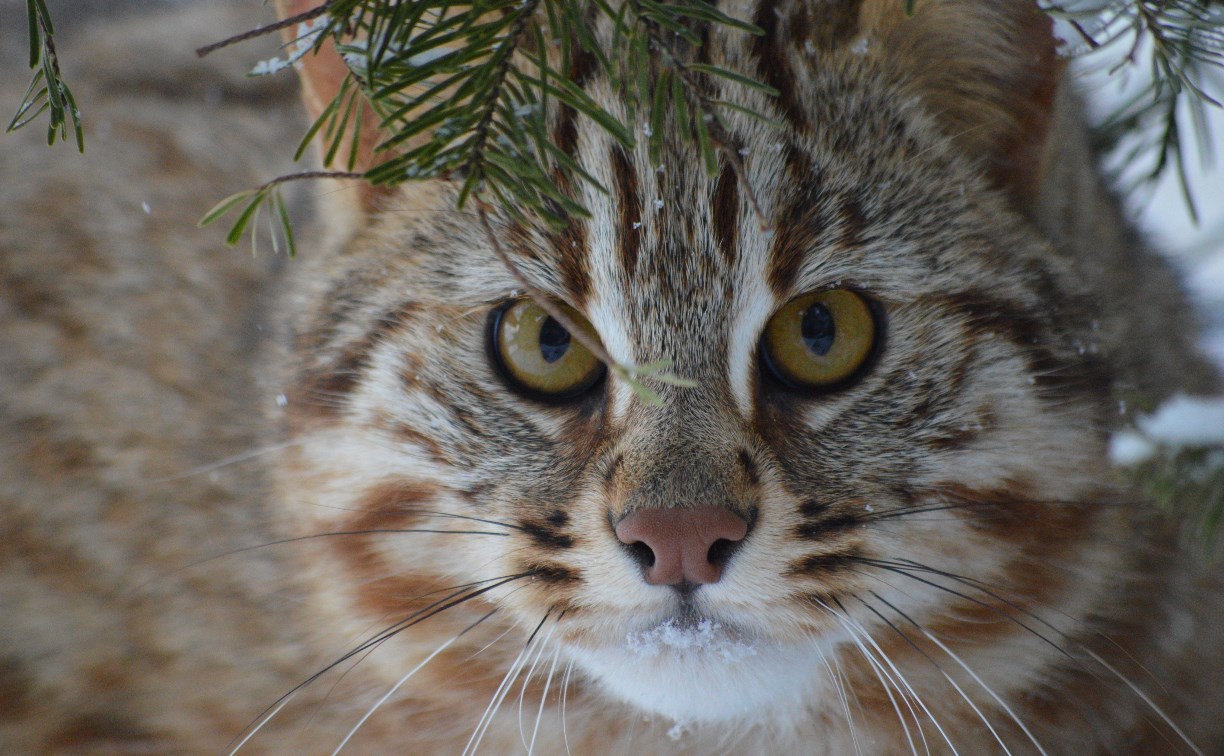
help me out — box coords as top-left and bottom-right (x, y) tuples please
(760, 289), (878, 391)
(490, 299), (605, 399)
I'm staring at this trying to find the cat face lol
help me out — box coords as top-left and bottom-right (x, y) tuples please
(275, 46), (1122, 737)
(271, 0), (1137, 742)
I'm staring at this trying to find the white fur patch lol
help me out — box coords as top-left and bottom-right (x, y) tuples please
(567, 619), (833, 725)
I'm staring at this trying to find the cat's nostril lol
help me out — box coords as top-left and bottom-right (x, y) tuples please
(614, 506), (749, 587)
(627, 540), (655, 569)
(706, 537), (742, 569)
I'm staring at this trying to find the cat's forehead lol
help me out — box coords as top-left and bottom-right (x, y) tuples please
(430, 126), (991, 310)
(359, 16), (1043, 381)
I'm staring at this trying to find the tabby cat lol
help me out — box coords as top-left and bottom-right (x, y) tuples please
(3, 0), (1222, 752)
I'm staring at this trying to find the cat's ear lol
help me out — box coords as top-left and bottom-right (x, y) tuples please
(859, 0), (1063, 205)
(274, 0), (391, 210)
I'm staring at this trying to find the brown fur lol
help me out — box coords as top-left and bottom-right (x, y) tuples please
(3, 0), (1223, 753)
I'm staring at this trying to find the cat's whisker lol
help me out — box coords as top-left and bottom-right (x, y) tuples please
(235, 574), (530, 751)
(873, 555), (1152, 674)
(464, 600), (530, 663)
(854, 551), (1202, 748)
(814, 633), (864, 756)
(528, 638), (563, 755)
(851, 561), (1070, 754)
(302, 501), (526, 532)
(560, 658), (575, 756)
(916, 619), (1047, 755)
(227, 690), (298, 756)
(858, 594), (1012, 755)
(861, 492), (1143, 530)
(464, 613), (551, 756)
(834, 596), (954, 756)
(853, 558), (1072, 659)
(301, 642), (379, 736)
(516, 619), (559, 752)
(143, 528), (509, 593)
(411, 510), (528, 532)
(146, 439), (304, 483)
(332, 609), (496, 755)
(1081, 648), (1205, 756)
(812, 598), (926, 756)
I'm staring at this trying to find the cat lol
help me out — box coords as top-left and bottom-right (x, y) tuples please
(3, 0), (1223, 753)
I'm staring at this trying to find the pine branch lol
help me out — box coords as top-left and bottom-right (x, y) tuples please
(199, 171), (363, 257)
(7, 0), (83, 152)
(1046, 0), (1224, 220)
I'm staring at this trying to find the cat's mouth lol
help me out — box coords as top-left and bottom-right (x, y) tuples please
(623, 615), (758, 662)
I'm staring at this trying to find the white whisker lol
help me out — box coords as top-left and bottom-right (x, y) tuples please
(229, 691), (297, 755)
(148, 439), (302, 483)
(1082, 648), (1204, 756)
(331, 633), (461, 755)
(464, 616), (548, 756)
(560, 659), (575, 756)
(819, 598), (956, 755)
(528, 644), (562, 755)
(816, 636), (863, 756)
(917, 627), (1047, 756)
(862, 595), (1011, 754)
(517, 622), (559, 751)
(818, 603), (921, 755)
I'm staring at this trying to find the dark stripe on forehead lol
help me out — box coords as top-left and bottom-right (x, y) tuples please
(612, 146), (642, 281)
(712, 161), (740, 268)
(548, 8), (596, 183)
(837, 194), (867, 251)
(752, 1), (807, 133)
(793, 0), (864, 51)
(506, 219), (540, 262)
(568, 4), (598, 85)
(767, 143), (824, 297)
(553, 107), (578, 184)
(547, 216), (592, 306)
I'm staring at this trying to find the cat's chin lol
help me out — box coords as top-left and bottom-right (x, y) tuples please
(566, 616), (833, 724)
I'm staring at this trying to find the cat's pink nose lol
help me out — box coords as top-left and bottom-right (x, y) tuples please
(615, 506), (749, 586)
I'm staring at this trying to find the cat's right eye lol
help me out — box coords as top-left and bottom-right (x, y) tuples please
(489, 299), (606, 399)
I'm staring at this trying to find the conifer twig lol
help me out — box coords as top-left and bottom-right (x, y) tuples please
(8, 0), (83, 152)
(199, 171), (364, 256)
(196, 2), (334, 59)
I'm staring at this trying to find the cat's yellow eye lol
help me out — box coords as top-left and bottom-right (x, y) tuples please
(761, 289), (877, 390)
(491, 299), (605, 398)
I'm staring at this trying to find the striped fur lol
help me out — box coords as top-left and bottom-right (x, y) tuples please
(261, 0), (1224, 752)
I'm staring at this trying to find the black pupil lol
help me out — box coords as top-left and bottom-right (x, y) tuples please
(801, 303), (836, 356)
(539, 317), (571, 363)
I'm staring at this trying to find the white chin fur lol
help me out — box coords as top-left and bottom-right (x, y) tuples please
(567, 619), (830, 724)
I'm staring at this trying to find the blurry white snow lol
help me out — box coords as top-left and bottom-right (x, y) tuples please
(1111, 395), (1224, 465)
